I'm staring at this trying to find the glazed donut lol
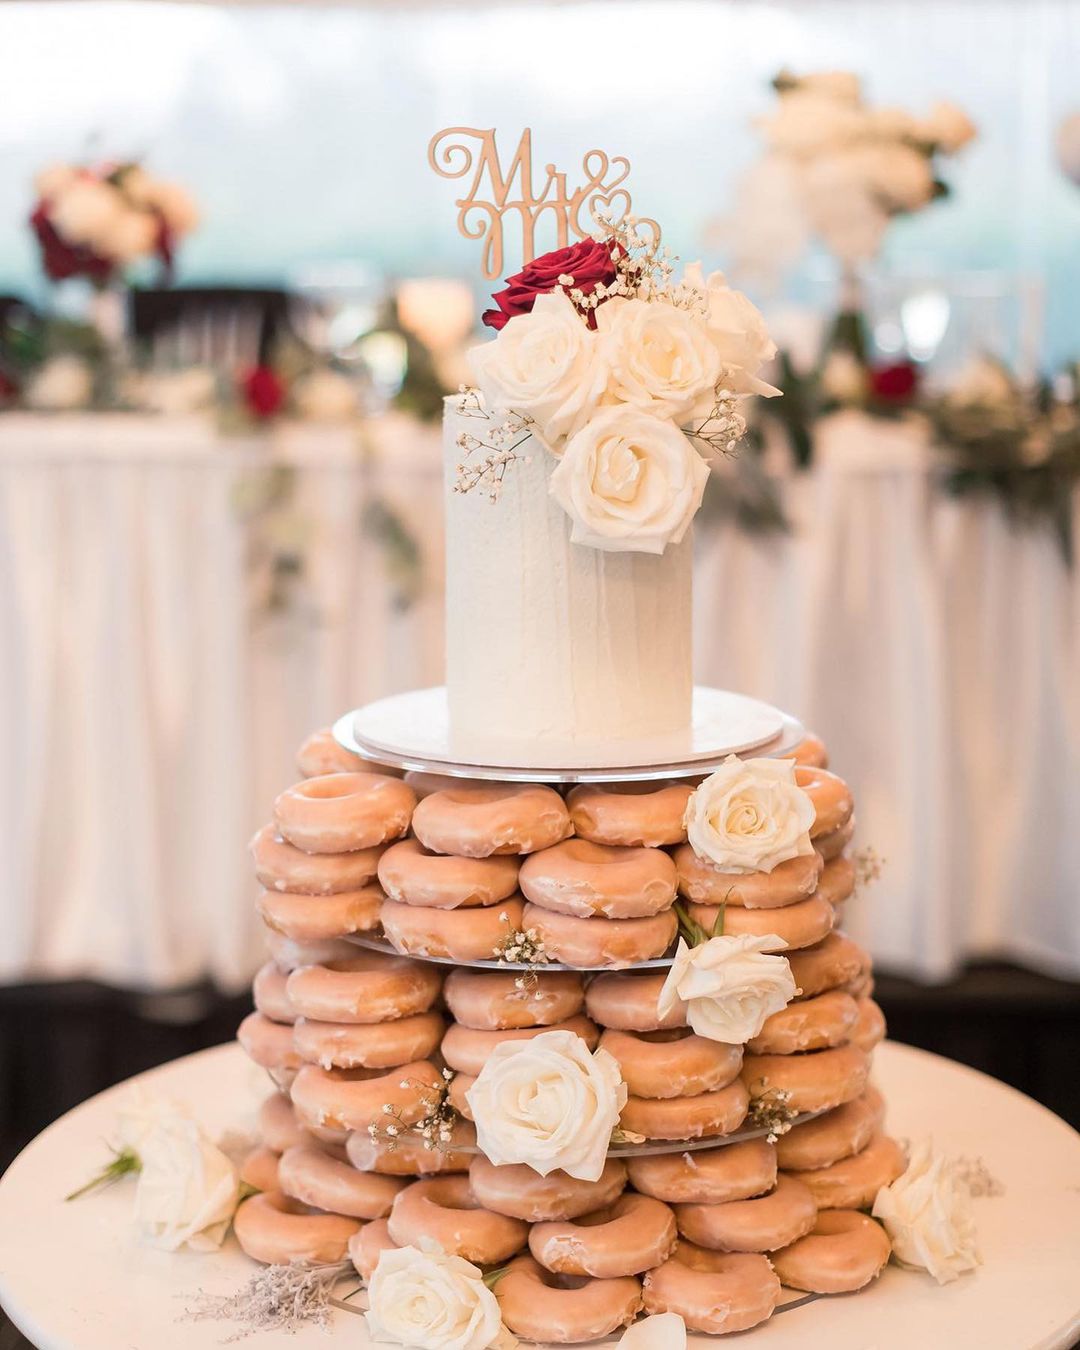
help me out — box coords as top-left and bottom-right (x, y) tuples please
(378, 838), (519, 909)
(380, 895), (525, 962)
(676, 1173), (817, 1253)
(273, 774), (416, 854)
(529, 1193), (677, 1277)
(442, 1016), (599, 1076)
(776, 1085), (885, 1171)
(285, 953), (442, 1024)
(642, 1244), (779, 1334)
(519, 840), (676, 920)
(792, 1132), (906, 1209)
(447, 1073), (476, 1120)
(445, 967), (585, 1030)
(742, 1043), (870, 1114)
(290, 1060), (443, 1134)
(686, 894), (834, 950)
(240, 1145), (281, 1193)
(851, 998), (887, 1053)
(790, 732), (828, 769)
(233, 1190), (359, 1265)
(814, 815), (856, 862)
(258, 1091), (309, 1153)
(620, 1078), (750, 1141)
(627, 1138), (776, 1206)
(257, 887), (382, 942)
(411, 784), (573, 858)
(253, 961), (296, 1024)
(565, 782), (692, 848)
(388, 1175), (528, 1263)
(585, 970), (685, 1033)
(817, 855), (856, 908)
(494, 1255), (641, 1344)
(796, 767), (854, 838)
(469, 1156), (628, 1222)
(675, 848), (823, 909)
(293, 1010), (445, 1070)
(238, 1012), (302, 1079)
(844, 969), (875, 1001)
(265, 932), (358, 971)
(278, 1143), (406, 1220)
(250, 824), (384, 896)
(524, 902), (677, 968)
(746, 990), (860, 1056)
(598, 1029), (742, 1100)
(772, 1209), (891, 1293)
(348, 1218), (399, 1281)
(296, 727), (376, 778)
(787, 933), (870, 999)
(346, 1120), (477, 1177)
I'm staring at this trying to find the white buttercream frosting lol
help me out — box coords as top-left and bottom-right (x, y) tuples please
(443, 396), (694, 756)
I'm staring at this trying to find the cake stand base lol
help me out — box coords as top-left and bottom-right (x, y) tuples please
(2, 1042), (1078, 1350)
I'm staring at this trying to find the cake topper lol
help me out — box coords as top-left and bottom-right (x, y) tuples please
(427, 126), (659, 279)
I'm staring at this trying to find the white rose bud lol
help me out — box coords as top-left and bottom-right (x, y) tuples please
(468, 289), (608, 452)
(684, 755), (815, 874)
(658, 935), (797, 1044)
(549, 405), (708, 555)
(365, 1244), (514, 1350)
(872, 1140), (981, 1284)
(596, 297), (720, 423)
(466, 1029), (626, 1182)
(133, 1115), (240, 1252)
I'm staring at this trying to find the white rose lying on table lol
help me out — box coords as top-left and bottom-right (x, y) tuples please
(466, 1029), (626, 1182)
(684, 755), (815, 874)
(659, 934), (797, 1043)
(365, 1243), (515, 1350)
(872, 1139), (981, 1285)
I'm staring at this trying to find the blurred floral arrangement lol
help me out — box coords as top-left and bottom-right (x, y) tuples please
(723, 71), (975, 282)
(31, 160), (199, 286)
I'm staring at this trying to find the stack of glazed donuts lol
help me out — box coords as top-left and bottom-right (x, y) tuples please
(233, 725), (901, 1341)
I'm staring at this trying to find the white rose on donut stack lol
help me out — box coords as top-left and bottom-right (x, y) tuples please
(365, 1241), (515, 1349)
(658, 934), (797, 1044)
(684, 755), (816, 874)
(466, 1029), (627, 1182)
(468, 225), (778, 556)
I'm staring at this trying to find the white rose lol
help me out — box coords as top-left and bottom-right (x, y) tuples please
(872, 1140), (981, 1284)
(684, 755), (816, 874)
(148, 180), (200, 235)
(97, 208), (159, 263)
(758, 92), (866, 156)
(549, 405), (708, 555)
(133, 1114), (240, 1252)
(25, 355), (93, 412)
(866, 106), (924, 143)
(468, 290), (608, 451)
(465, 1029), (626, 1182)
(617, 1313), (687, 1348)
(293, 368), (358, 422)
(658, 936), (797, 1044)
(114, 1088), (189, 1155)
(596, 297), (720, 422)
(920, 101), (977, 155)
(366, 1244), (514, 1350)
(48, 178), (125, 249)
(856, 144), (936, 213)
(681, 265), (780, 399)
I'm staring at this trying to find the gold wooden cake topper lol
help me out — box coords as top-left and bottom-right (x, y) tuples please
(428, 127), (660, 279)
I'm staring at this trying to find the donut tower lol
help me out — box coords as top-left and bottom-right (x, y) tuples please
(233, 182), (902, 1339)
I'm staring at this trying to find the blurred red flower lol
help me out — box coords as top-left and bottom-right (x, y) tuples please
(869, 360), (919, 404)
(241, 366), (286, 419)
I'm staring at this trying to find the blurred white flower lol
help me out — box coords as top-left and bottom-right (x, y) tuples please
(1056, 111), (1080, 186)
(34, 163), (78, 200)
(134, 1113), (240, 1252)
(758, 92), (865, 157)
(97, 208), (159, 263)
(820, 350), (868, 404)
(292, 368), (358, 423)
(25, 355), (93, 411)
(921, 101), (977, 154)
(681, 264), (780, 398)
(945, 356), (1016, 409)
(784, 70), (863, 106)
(49, 178), (124, 249)
(872, 1139), (980, 1284)
(617, 1313), (687, 1348)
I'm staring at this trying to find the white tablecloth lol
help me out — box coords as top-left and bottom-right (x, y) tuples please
(1, 410), (1077, 988)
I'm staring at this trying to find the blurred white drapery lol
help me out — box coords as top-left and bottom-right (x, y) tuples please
(1, 410), (1078, 988)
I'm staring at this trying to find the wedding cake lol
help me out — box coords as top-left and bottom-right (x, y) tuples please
(233, 168), (960, 1345)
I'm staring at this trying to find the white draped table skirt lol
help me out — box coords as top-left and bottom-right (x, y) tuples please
(1, 412), (1077, 987)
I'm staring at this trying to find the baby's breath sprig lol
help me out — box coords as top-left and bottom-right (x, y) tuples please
(493, 913), (551, 990)
(452, 390), (534, 502)
(745, 1083), (798, 1143)
(367, 1070), (459, 1154)
(852, 846), (885, 892)
(588, 211), (672, 306)
(686, 391), (748, 460)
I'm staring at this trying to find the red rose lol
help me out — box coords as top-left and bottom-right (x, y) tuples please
(869, 361), (919, 404)
(30, 203), (114, 285)
(482, 238), (618, 331)
(241, 365), (286, 419)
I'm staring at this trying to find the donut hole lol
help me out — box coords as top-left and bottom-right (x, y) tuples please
(425, 1178), (484, 1212)
(560, 839), (644, 866)
(296, 775), (372, 801)
(638, 1027), (694, 1044)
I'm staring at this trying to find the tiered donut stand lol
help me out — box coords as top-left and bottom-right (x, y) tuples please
(237, 688), (898, 1342)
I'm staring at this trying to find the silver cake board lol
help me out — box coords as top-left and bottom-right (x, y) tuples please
(333, 685), (804, 785)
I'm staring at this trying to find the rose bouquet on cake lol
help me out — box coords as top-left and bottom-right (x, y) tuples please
(461, 218), (780, 554)
(30, 161), (199, 286)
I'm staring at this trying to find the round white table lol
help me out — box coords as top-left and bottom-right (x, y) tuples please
(1, 1040), (1078, 1350)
